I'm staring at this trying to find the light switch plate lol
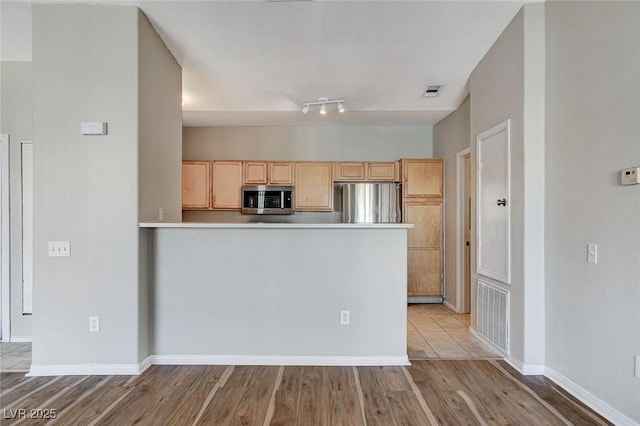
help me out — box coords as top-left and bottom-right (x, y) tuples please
(48, 241), (70, 257)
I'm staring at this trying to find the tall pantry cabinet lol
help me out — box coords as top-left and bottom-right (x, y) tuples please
(401, 159), (444, 301)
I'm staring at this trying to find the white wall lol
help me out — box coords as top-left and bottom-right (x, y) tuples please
(137, 11), (182, 362)
(0, 61), (32, 339)
(433, 96), (470, 310)
(545, 2), (640, 422)
(469, 4), (545, 367)
(183, 126), (433, 161)
(152, 227), (407, 359)
(32, 4), (141, 366)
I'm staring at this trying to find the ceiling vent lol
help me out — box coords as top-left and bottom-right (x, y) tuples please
(422, 84), (444, 98)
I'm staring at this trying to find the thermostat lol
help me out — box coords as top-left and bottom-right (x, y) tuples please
(620, 166), (640, 185)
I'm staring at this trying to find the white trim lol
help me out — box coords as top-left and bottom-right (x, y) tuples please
(504, 355), (545, 375)
(443, 300), (457, 313)
(10, 335), (32, 342)
(544, 367), (639, 426)
(0, 134), (9, 342)
(150, 355), (410, 367)
(455, 147), (471, 314)
(28, 357), (153, 376)
(476, 119), (511, 284)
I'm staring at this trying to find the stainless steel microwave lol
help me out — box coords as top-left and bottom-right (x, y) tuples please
(241, 186), (294, 215)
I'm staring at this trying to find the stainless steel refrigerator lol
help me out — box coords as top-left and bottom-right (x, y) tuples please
(340, 182), (401, 223)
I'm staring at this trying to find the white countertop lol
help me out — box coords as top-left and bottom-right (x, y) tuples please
(139, 222), (413, 229)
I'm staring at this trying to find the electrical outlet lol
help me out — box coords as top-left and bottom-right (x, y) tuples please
(89, 316), (100, 333)
(48, 241), (70, 257)
(159, 208), (164, 221)
(635, 354), (640, 380)
(340, 310), (350, 325)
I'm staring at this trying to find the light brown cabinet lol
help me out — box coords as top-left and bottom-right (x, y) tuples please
(243, 162), (268, 184)
(402, 158), (444, 299)
(402, 159), (443, 198)
(269, 162), (294, 185)
(211, 161), (243, 209)
(244, 161), (294, 185)
(182, 161), (211, 209)
(334, 162), (366, 181)
(367, 162), (399, 181)
(294, 162), (333, 211)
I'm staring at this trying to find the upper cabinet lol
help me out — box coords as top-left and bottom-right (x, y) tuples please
(182, 161), (210, 209)
(269, 162), (294, 185)
(243, 162), (268, 184)
(211, 161), (243, 209)
(244, 161), (294, 185)
(333, 161), (399, 182)
(294, 162), (333, 211)
(367, 162), (399, 181)
(401, 159), (443, 198)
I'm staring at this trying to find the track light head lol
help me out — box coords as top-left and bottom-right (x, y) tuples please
(338, 102), (345, 113)
(300, 97), (344, 115)
(319, 103), (327, 115)
(302, 104), (309, 114)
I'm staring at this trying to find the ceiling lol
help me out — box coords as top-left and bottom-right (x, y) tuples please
(1, 0), (532, 126)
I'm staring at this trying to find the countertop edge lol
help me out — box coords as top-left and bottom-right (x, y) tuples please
(139, 222), (414, 229)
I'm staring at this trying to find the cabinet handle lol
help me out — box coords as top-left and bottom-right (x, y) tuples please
(496, 198), (507, 207)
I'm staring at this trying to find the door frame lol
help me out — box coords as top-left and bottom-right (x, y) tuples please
(0, 134), (10, 342)
(455, 147), (471, 314)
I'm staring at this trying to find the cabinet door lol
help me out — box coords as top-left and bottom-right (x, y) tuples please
(294, 162), (333, 211)
(404, 202), (442, 249)
(334, 162), (366, 181)
(402, 159), (443, 198)
(244, 162), (268, 184)
(408, 249), (442, 297)
(269, 162), (294, 185)
(367, 162), (399, 181)
(182, 161), (210, 209)
(211, 161), (242, 209)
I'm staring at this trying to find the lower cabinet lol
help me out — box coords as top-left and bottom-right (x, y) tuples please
(404, 201), (443, 298)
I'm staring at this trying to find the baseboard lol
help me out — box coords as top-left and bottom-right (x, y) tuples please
(545, 367), (639, 426)
(28, 357), (152, 377)
(408, 297), (443, 304)
(504, 355), (545, 375)
(10, 336), (32, 343)
(150, 355), (410, 366)
(443, 300), (457, 313)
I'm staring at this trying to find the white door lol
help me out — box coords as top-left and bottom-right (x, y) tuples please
(476, 121), (511, 284)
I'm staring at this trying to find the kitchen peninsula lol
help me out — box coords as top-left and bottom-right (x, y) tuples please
(140, 222), (413, 365)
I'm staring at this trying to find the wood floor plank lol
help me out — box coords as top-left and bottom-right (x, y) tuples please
(270, 390), (300, 426)
(376, 366), (412, 392)
(386, 390), (434, 426)
(51, 381), (134, 426)
(356, 367), (397, 426)
(230, 367), (280, 425)
(330, 390), (364, 426)
(298, 367), (330, 426)
(327, 366), (356, 391)
(196, 385), (246, 425)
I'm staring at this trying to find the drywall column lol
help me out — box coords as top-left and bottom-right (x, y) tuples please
(545, 2), (640, 422)
(469, 4), (545, 370)
(32, 5), (141, 369)
(137, 10), (182, 362)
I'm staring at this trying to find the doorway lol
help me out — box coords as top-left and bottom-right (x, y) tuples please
(456, 148), (471, 314)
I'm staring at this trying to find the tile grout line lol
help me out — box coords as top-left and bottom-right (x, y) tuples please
(191, 365), (234, 426)
(489, 360), (573, 426)
(352, 367), (367, 426)
(262, 366), (284, 426)
(457, 390), (489, 426)
(401, 366), (438, 426)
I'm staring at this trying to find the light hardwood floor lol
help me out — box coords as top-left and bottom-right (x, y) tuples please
(0, 361), (610, 425)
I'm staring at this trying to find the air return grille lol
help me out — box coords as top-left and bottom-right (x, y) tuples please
(477, 280), (509, 354)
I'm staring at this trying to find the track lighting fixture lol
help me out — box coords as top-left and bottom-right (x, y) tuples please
(301, 97), (345, 115)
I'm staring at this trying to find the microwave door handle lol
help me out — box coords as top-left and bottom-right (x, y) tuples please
(281, 192), (284, 209)
(258, 190), (264, 209)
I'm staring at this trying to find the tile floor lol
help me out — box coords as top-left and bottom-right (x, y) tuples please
(407, 303), (502, 360)
(0, 305), (499, 371)
(0, 342), (31, 372)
